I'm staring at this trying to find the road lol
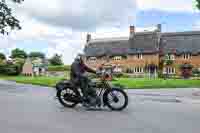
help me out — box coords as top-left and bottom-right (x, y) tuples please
(0, 80), (200, 133)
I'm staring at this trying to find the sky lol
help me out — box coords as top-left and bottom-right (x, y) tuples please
(0, 0), (200, 64)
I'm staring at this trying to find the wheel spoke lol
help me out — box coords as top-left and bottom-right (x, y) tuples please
(58, 88), (79, 107)
(106, 89), (127, 110)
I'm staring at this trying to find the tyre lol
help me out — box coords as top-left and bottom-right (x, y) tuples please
(103, 88), (128, 111)
(57, 87), (80, 108)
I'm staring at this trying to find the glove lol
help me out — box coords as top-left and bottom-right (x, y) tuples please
(96, 71), (101, 76)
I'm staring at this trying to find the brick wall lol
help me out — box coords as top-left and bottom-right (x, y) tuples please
(85, 53), (159, 71)
(161, 55), (200, 76)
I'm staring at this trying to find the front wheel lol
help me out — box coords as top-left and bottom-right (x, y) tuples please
(103, 88), (128, 111)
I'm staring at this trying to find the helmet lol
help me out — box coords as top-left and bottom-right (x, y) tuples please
(75, 54), (83, 63)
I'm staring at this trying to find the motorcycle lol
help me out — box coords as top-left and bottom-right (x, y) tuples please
(55, 70), (128, 111)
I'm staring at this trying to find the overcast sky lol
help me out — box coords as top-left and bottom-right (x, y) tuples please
(0, 0), (199, 64)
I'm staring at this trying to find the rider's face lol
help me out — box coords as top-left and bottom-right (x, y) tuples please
(80, 57), (84, 63)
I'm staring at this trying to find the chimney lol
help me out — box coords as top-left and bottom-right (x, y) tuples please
(129, 25), (135, 39)
(157, 24), (162, 32)
(86, 33), (91, 43)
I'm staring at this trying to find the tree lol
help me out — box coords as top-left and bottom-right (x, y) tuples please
(196, 0), (200, 9)
(10, 48), (27, 59)
(13, 57), (25, 72)
(0, 52), (6, 60)
(0, 0), (24, 35)
(49, 54), (63, 66)
(29, 52), (45, 59)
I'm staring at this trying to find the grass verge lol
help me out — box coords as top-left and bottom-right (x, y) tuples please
(0, 76), (200, 89)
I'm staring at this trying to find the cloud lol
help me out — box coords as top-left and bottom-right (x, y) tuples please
(136, 0), (197, 12)
(1, 0), (138, 64)
(14, 0), (137, 30)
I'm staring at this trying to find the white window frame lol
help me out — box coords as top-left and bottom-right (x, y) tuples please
(183, 53), (191, 60)
(163, 67), (175, 74)
(134, 67), (144, 73)
(136, 53), (143, 59)
(113, 56), (122, 61)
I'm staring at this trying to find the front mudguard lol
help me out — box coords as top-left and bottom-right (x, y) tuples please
(103, 87), (125, 106)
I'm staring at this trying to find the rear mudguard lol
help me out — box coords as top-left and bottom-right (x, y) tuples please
(55, 80), (73, 91)
(56, 80), (81, 100)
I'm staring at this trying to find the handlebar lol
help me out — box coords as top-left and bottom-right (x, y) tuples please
(96, 70), (112, 80)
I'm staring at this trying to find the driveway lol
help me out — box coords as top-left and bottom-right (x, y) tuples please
(0, 80), (200, 133)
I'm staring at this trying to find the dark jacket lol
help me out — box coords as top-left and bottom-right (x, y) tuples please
(70, 60), (96, 80)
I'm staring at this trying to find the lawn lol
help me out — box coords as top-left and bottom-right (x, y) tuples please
(112, 78), (200, 89)
(0, 76), (64, 87)
(0, 76), (200, 89)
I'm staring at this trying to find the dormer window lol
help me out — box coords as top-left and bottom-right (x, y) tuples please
(137, 53), (143, 59)
(113, 56), (122, 61)
(89, 57), (97, 62)
(183, 53), (191, 60)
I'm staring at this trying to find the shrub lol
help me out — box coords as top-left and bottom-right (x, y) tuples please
(0, 64), (20, 75)
(113, 73), (130, 78)
(192, 68), (200, 77)
(165, 60), (173, 65)
(158, 71), (165, 78)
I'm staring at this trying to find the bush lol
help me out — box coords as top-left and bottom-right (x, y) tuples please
(158, 71), (165, 78)
(113, 73), (130, 78)
(47, 65), (71, 71)
(0, 64), (20, 75)
(192, 68), (200, 77)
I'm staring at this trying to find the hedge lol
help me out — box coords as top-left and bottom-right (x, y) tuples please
(47, 65), (71, 71)
(0, 64), (21, 75)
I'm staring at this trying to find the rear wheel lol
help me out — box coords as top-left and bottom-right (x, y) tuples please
(57, 87), (80, 108)
(103, 88), (128, 111)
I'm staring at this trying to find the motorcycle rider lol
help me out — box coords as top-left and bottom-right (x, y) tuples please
(70, 54), (100, 107)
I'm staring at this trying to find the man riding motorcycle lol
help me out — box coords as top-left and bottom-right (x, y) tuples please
(70, 54), (100, 107)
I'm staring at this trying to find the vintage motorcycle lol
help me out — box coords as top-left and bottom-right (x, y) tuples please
(55, 70), (128, 111)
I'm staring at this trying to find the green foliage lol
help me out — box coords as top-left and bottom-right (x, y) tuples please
(113, 73), (129, 78)
(196, 0), (200, 9)
(0, 0), (24, 35)
(180, 63), (193, 69)
(14, 58), (25, 72)
(47, 65), (71, 71)
(11, 48), (27, 59)
(158, 71), (165, 78)
(0, 64), (20, 75)
(49, 54), (63, 66)
(165, 60), (173, 65)
(192, 68), (200, 76)
(29, 52), (45, 59)
(0, 53), (6, 60)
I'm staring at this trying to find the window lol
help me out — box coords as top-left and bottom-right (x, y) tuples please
(89, 57), (97, 62)
(134, 67), (144, 73)
(183, 53), (191, 59)
(113, 56), (122, 61)
(166, 54), (175, 60)
(136, 53), (143, 59)
(163, 67), (175, 74)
